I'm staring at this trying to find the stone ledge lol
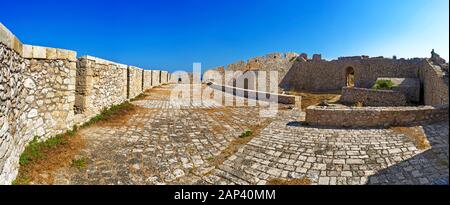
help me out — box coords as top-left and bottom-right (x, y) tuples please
(23, 45), (77, 61)
(208, 81), (301, 106)
(0, 22), (23, 55)
(80, 55), (128, 69)
(305, 104), (449, 127)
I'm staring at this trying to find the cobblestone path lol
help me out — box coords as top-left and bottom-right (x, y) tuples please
(50, 85), (448, 185)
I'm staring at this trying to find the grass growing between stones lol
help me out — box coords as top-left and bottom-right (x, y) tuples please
(81, 101), (139, 127)
(207, 120), (273, 172)
(71, 157), (88, 170)
(13, 126), (85, 185)
(266, 177), (311, 185)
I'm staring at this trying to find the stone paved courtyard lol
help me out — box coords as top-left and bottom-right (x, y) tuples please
(48, 85), (448, 185)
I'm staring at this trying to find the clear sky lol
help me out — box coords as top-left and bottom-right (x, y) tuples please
(1, 0), (448, 72)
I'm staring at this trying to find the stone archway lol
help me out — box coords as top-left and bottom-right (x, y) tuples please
(346, 67), (355, 87)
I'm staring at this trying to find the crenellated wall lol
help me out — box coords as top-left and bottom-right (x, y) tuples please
(152, 70), (161, 87)
(143, 70), (153, 90)
(75, 56), (128, 115)
(0, 23), (170, 184)
(1, 27), (79, 184)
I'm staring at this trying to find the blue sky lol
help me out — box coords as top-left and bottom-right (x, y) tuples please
(1, 0), (448, 72)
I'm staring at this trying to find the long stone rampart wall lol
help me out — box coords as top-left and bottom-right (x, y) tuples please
(0, 23), (170, 184)
(305, 105), (449, 127)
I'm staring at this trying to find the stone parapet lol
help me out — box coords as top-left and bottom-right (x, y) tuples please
(341, 87), (408, 106)
(306, 105), (449, 127)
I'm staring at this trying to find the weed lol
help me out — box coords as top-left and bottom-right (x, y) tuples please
(372, 79), (394, 90)
(239, 130), (253, 138)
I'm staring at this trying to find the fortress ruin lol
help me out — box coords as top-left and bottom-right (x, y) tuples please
(1, 22), (449, 185)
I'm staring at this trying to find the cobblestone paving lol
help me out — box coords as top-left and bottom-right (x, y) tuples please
(51, 85), (448, 185)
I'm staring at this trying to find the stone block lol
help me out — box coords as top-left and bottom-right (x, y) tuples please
(46, 48), (57, 59)
(56, 49), (68, 59)
(22, 45), (33, 58)
(32, 46), (47, 59)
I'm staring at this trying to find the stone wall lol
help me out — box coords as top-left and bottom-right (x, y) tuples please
(376, 78), (421, 103)
(340, 87), (408, 106)
(420, 60), (449, 105)
(75, 56), (128, 115)
(0, 42), (26, 185)
(212, 52), (300, 86)
(127, 66), (144, 99)
(143, 70), (153, 90)
(161, 71), (169, 84)
(1, 23), (79, 184)
(280, 57), (424, 92)
(305, 105), (449, 127)
(152, 70), (161, 87)
(0, 23), (170, 184)
(208, 82), (301, 106)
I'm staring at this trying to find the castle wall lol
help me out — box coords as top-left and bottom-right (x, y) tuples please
(280, 57), (423, 92)
(75, 56), (128, 115)
(127, 66), (144, 99)
(306, 105), (449, 127)
(143, 70), (153, 90)
(161, 71), (169, 84)
(0, 23), (170, 184)
(341, 87), (408, 107)
(1, 28), (78, 184)
(420, 60), (449, 105)
(152, 70), (161, 86)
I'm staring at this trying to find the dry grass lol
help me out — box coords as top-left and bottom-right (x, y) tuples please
(266, 177), (311, 185)
(141, 87), (173, 101)
(13, 133), (85, 185)
(391, 126), (431, 150)
(208, 119), (272, 169)
(83, 102), (143, 127)
(285, 91), (341, 110)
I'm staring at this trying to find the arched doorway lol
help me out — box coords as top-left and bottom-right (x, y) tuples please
(244, 78), (249, 90)
(346, 67), (355, 87)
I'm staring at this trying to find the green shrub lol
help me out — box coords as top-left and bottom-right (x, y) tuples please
(372, 79), (394, 90)
(239, 130), (253, 138)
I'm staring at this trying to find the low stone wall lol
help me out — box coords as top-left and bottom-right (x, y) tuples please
(305, 105), (449, 127)
(208, 82), (301, 106)
(152, 70), (161, 87)
(340, 87), (407, 106)
(377, 78), (421, 103)
(127, 66), (144, 99)
(75, 56), (128, 115)
(143, 70), (153, 90)
(161, 71), (169, 84)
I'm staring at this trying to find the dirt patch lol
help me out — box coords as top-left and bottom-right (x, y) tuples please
(285, 91), (341, 110)
(84, 102), (145, 127)
(14, 134), (85, 185)
(266, 177), (311, 185)
(390, 126), (431, 150)
(140, 86), (174, 101)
